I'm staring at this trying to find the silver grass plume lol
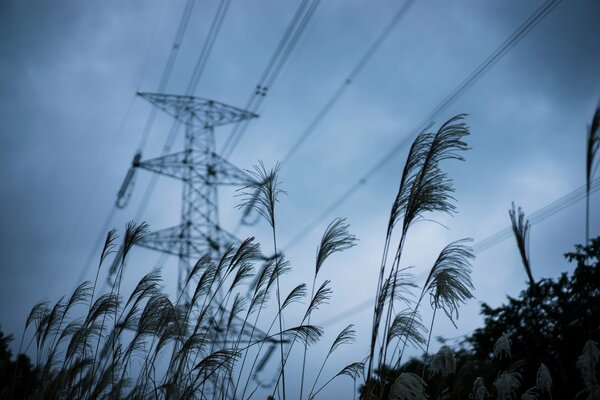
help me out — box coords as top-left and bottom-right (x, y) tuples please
(429, 345), (456, 377)
(577, 340), (600, 390)
(424, 239), (475, 325)
(393, 115), (470, 235)
(586, 103), (600, 244)
(281, 283), (307, 310)
(315, 217), (357, 276)
(521, 387), (538, 400)
(336, 361), (364, 381)
(535, 363), (552, 394)
(237, 161), (285, 229)
(387, 309), (426, 349)
(390, 372), (429, 400)
(494, 334), (512, 360)
(471, 377), (489, 400)
(307, 325), (357, 398)
(509, 203), (534, 287)
(494, 370), (522, 400)
(369, 115), (470, 379)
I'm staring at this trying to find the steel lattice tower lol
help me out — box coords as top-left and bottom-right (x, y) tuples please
(128, 92), (258, 296)
(110, 93), (282, 396)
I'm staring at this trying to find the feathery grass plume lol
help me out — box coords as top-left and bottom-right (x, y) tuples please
(236, 162), (289, 400)
(307, 325), (357, 398)
(122, 221), (149, 263)
(509, 203), (535, 287)
(429, 345), (456, 377)
(387, 309), (426, 350)
(315, 217), (357, 275)
(301, 217), (357, 399)
(390, 372), (428, 400)
(577, 340), (600, 390)
(100, 228), (119, 267)
(494, 370), (522, 400)
(281, 325), (323, 347)
(192, 348), (240, 378)
(494, 334), (512, 360)
(369, 115), (470, 380)
(419, 239), (474, 378)
(471, 377), (489, 400)
(521, 387), (539, 400)
(182, 253), (212, 295)
(586, 103), (600, 244)
(308, 360), (366, 400)
(281, 283), (307, 310)
(237, 161), (285, 229)
(304, 279), (332, 321)
(125, 268), (162, 310)
(226, 293), (246, 333)
(329, 325), (357, 356)
(338, 361), (365, 381)
(401, 115), (470, 231)
(424, 239), (475, 325)
(535, 363), (552, 395)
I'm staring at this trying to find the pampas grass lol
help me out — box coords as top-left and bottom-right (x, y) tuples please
(367, 115), (472, 390)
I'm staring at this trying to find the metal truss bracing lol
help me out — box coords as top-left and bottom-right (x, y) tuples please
(136, 149), (255, 186)
(137, 92), (258, 128)
(136, 223), (241, 259)
(134, 92), (258, 296)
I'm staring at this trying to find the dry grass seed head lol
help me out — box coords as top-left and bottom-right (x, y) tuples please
(520, 387), (539, 400)
(387, 309), (426, 349)
(283, 325), (323, 347)
(429, 345), (456, 377)
(390, 372), (429, 400)
(237, 161), (285, 229)
(401, 115), (470, 233)
(425, 239), (475, 325)
(494, 370), (522, 400)
(282, 283), (308, 310)
(328, 324), (356, 356)
(304, 280), (332, 321)
(315, 217), (357, 276)
(494, 334), (512, 360)
(336, 361), (364, 381)
(471, 376), (489, 400)
(535, 363), (552, 393)
(577, 339), (600, 389)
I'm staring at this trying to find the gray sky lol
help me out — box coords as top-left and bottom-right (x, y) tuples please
(1, 0), (599, 397)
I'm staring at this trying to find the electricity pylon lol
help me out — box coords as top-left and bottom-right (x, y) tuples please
(115, 92), (258, 297)
(111, 93), (282, 396)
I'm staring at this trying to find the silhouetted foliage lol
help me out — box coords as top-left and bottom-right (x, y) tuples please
(0, 328), (39, 399)
(468, 237), (600, 399)
(366, 237), (600, 399)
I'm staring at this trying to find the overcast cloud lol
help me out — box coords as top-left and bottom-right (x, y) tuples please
(0, 0), (599, 397)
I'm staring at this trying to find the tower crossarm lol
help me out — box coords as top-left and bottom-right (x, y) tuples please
(137, 223), (212, 259)
(136, 150), (256, 187)
(135, 223), (247, 260)
(137, 92), (258, 128)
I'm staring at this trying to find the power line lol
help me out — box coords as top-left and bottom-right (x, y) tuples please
(138, 0), (198, 151)
(282, 0), (562, 251)
(473, 176), (600, 253)
(220, 0), (322, 158)
(279, 0), (416, 165)
(75, 0), (201, 284)
(317, 177), (599, 328)
(128, 0), (232, 227)
(186, 0), (231, 95)
(52, 0), (170, 292)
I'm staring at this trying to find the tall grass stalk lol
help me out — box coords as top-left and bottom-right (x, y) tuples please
(367, 115), (471, 394)
(586, 104), (600, 245)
